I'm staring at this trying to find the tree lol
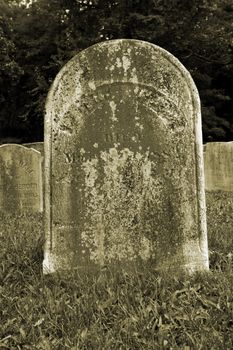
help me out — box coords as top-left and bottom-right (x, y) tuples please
(0, 0), (24, 140)
(0, 0), (232, 142)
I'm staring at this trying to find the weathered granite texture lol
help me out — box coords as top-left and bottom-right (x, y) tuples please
(0, 144), (43, 212)
(43, 39), (208, 274)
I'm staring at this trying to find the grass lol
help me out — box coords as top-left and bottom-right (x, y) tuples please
(1, 213), (233, 349)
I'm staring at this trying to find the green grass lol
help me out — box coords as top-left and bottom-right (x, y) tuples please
(1, 213), (233, 349)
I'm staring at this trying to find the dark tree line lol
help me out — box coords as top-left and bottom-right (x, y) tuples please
(0, 0), (233, 143)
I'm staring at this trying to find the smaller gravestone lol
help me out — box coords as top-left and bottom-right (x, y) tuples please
(204, 142), (233, 246)
(204, 142), (233, 191)
(0, 144), (43, 212)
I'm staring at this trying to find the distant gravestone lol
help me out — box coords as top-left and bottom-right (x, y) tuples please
(0, 144), (43, 212)
(204, 142), (233, 243)
(204, 142), (233, 192)
(43, 39), (208, 274)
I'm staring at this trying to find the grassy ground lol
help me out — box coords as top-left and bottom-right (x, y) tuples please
(1, 213), (233, 350)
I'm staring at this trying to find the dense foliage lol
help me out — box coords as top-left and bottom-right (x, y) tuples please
(0, 0), (233, 142)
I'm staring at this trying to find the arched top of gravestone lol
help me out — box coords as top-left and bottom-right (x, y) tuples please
(45, 39), (201, 134)
(0, 143), (41, 155)
(23, 142), (44, 155)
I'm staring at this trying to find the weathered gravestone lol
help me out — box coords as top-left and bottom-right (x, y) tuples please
(204, 142), (233, 192)
(204, 142), (233, 244)
(0, 144), (43, 212)
(43, 39), (209, 274)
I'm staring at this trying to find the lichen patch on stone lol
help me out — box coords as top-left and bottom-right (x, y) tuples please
(109, 100), (117, 122)
(122, 55), (131, 75)
(80, 148), (159, 264)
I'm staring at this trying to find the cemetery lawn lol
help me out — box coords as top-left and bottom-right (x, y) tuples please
(1, 214), (233, 350)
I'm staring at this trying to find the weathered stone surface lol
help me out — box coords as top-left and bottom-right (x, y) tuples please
(204, 142), (233, 192)
(0, 144), (43, 212)
(43, 39), (208, 274)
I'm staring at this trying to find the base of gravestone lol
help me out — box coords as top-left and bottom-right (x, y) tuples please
(0, 211), (44, 272)
(43, 239), (209, 276)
